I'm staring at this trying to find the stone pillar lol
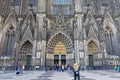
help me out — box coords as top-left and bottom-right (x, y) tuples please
(36, 41), (41, 66)
(79, 41), (84, 65)
(41, 40), (46, 67)
(74, 0), (83, 65)
(0, 29), (4, 55)
(84, 40), (89, 67)
(74, 40), (80, 64)
(32, 40), (37, 67)
(36, 0), (46, 67)
(59, 55), (61, 65)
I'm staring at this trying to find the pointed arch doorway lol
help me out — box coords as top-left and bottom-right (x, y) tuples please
(54, 41), (66, 65)
(87, 40), (99, 69)
(46, 33), (73, 66)
(19, 40), (33, 70)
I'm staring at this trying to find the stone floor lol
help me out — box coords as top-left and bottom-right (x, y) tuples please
(0, 70), (120, 80)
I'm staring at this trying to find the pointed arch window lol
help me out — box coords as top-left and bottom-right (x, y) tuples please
(30, 0), (38, 6)
(15, 0), (21, 6)
(52, 0), (69, 5)
(51, 0), (71, 15)
(104, 26), (114, 54)
(4, 26), (15, 55)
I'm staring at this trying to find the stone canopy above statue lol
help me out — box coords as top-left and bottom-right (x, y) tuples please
(55, 11), (65, 27)
(48, 11), (72, 34)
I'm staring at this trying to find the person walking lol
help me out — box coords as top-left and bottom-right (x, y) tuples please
(61, 64), (65, 72)
(16, 66), (23, 75)
(73, 62), (80, 80)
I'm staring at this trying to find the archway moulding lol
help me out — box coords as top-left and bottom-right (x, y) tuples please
(20, 39), (33, 48)
(103, 21), (117, 34)
(87, 38), (100, 53)
(47, 31), (73, 46)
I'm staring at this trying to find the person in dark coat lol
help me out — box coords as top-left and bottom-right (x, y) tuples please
(72, 62), (80, 80)
(16, 66), (22, 75)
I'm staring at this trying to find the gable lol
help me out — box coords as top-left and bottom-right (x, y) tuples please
(22, 25), (33, 41)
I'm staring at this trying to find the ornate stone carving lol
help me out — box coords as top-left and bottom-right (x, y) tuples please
(56, 11), (64, 27)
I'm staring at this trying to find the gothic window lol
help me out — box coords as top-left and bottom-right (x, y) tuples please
(52, 0), (69, 5)
(104, 26), (114, 54)
(4, 26), (15, 55)
(51, 0), (70, 15)
(15, 0), (21, 6)
(30, 0), (38, 6)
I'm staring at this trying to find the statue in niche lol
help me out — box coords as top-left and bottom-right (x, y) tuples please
(56, 11), (64, 25)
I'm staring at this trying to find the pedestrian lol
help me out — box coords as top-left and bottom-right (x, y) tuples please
(73, 62), (80, 80)
(117, 65), (120, 72)
(114, 65), (117, 71)
(16, 66), (23, 75)
(61, 64), (65, 72)
(16, 66), (20, 75)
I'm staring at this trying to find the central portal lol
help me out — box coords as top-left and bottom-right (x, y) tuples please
(61, 55), (66, 65)
(54, 55), (59, 64)
(54, 41), (66, 65)
(46, 33), (73, 66)
(54, 55), (66, 65)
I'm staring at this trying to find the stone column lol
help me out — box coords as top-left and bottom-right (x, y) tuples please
(36, 0), (46, 67)
(74, 0), (83, 64)
(31, 40), (37, 67)
(36, 40), (41, 66)
(74, 40), (80, 64)
(41, 40), (46, 67)
(59, 55), (61, 65)
(84, 40), (89, 67)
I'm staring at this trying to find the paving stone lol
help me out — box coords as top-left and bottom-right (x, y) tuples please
(1, 70), (120, 80)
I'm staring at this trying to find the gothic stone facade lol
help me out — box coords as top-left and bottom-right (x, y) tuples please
(0, 0), (120, 69)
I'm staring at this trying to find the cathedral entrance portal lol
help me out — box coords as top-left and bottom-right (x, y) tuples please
(87, 40), (99, 69)
(88, 55), (94, 69)
(26, 55), (32, 70)
(61, 55), (66, 65)
(54, 41), (66, 65)
(54, 55), (59, 65)
(54, 55), (66, 65)
(19, 40), (33, 70)
(46, 33), (73, 66)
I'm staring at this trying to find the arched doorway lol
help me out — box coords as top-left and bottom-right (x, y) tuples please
(19, 40), (33, 70)
(46, 33), (73, 66)
(87, 40), (99, 69)
(54, 41), (66, 65)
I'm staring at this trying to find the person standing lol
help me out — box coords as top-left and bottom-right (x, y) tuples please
(16, 66), (23, 75)
(61, 64), (65, 72)
(73, 62), (80, 80)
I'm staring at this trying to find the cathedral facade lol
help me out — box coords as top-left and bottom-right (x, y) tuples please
(0, 0), (120, 69)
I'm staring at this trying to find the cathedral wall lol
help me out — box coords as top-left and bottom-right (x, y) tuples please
(0, 0), (120, 69)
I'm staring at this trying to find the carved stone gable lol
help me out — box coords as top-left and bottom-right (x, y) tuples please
(55, 11), (65, 28)
(48, 11), (72, 37)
